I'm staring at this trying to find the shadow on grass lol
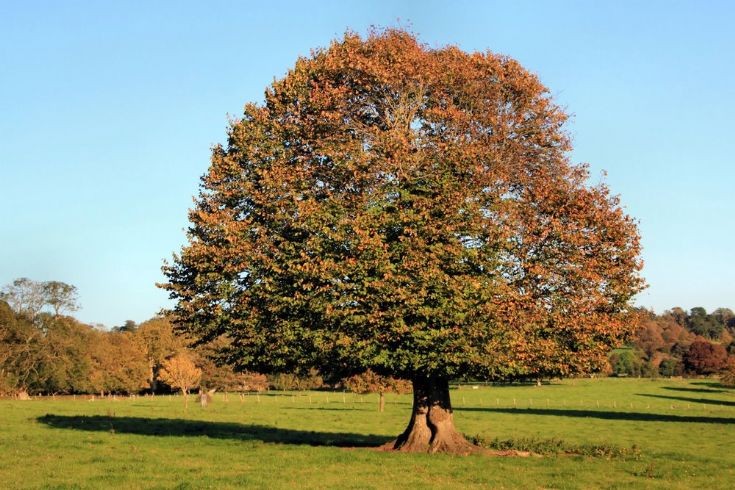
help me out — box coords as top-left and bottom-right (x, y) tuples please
(691, 381), (732, 390)
(637, 394), (735, 407)
(662, 387), (726, 394)
(281, 406), (376, 412)
(456, 407), (735, 424)
(37, 414), (392, 447)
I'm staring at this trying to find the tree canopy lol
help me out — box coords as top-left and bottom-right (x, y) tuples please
(162, 29), (644, 453)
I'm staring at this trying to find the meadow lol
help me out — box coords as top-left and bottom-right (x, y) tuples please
(1, 378), (733, 489)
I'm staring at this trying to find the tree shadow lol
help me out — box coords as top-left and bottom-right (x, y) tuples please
(37, 414), (392, 447)
(691, 381), (732, 389)
(637, 394), (735, 407)
(662, 387), (726, 394)
(281, 406), (374, 412)
(455, 407), (735, 424)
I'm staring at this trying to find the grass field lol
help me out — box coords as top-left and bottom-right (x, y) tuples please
(1, 378), (733, 489)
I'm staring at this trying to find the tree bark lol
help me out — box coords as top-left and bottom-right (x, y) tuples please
(386, 377), (479, 454)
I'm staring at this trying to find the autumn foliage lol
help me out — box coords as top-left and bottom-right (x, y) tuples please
(159, 352), (202, 398)
(611, 307), (735, 377)
(161, 28), (645, 453)
(683, 340), (728, 375)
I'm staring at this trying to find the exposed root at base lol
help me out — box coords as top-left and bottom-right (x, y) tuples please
(374, 440), (536, 457)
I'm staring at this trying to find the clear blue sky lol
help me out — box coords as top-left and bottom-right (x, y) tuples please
(1, 1), (733, 327)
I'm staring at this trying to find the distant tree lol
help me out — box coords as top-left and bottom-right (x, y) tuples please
(687, 307), (723, 339)
(89, 331), (149, 395)
(658, 358), (682, 377)
(0, 301), (46, 395)
(269, 369), (323, 391)
(712, 308), (734, 327)
(343, 370), (412, 412)
(1, 278), (46, 320)
(159, 353), (202, 407)
(42, 281), (80, 317)
(683, 340), (728, 375)
(634, 320), (665, 360)
(194, 352), (240, 391)
(239, 372), (269, 392)
(134, 317), (181, 393)
(667, 307), (688, 327)
(608, 349), (645, 377)
(38, 316), (95, 394)
(189, 335), (246, 392)
(112, 320), (138, 333)
(659, 316), (693, 351)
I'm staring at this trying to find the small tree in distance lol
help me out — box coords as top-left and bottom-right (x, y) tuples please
(344, 370), (411, 412)
(159, 353), (202, 408)
(162, 29), (644, 454)
(43, 281), (80, 317)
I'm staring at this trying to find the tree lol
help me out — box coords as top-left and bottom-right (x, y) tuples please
(113, 320), (138, 333)
(134, 317), (181, 393)
(635, 319), (665, 360)
(1, 278), (46, 320)
(667, 307), (688, 327)
(0, 300), (46, 395)
(683, 340), (728, 375)
(36, 316), (95, 394)
(687, 307), (723, 339)
(343, 369), (411, 412)
(158, 353), (202, 407)
(88, 330), (149, 395)
(268, 369), (323, 391)
(192, 337), (266, 392)
(658, 357), (682, 377)
(42, 281), (80, 317)
(162, 29), (644, 454)
(1, 278), (80, 322)
(608, 349), (645, 377)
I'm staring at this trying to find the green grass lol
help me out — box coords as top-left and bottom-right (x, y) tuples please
(1, 378), (733, 489)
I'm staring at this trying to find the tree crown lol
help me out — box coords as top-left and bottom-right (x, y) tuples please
(162, 29), (644, 381)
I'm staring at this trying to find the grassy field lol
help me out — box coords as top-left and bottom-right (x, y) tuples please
(1, 378), (733, 489)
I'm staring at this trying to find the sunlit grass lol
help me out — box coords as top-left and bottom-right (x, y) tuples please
(1, 378), (733, 489)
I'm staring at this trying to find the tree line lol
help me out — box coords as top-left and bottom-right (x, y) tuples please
(611, 307), (735, 378)
(0, 278), (268, 397)
(2, 278), (734, 398)
(1, 279), (416, 397)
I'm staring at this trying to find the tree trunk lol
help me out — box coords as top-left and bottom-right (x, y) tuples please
(387, 377), (479, 454)
(379, 391), (385, 413)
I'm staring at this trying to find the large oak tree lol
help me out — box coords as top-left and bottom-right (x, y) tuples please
(162, 29), (644, 454)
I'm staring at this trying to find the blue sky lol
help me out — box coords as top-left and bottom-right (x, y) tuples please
(1, 1), (733, 327)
